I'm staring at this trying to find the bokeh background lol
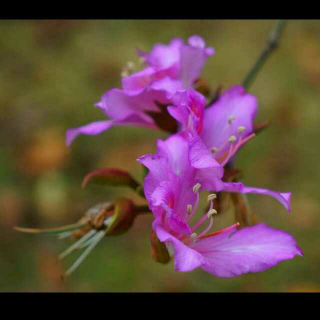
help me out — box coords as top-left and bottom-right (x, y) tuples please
(0, 20), (319, 292)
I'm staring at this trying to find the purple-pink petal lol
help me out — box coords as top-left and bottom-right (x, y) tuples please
(222, 182), (291, 212)
(66, 120), (113, 146)
(179, 39), (214, 88)
(154, 222), (206, 272)
(189, 136), (220, 169)
(97, 88), (166, 119)
(156, 134), (191, 178)
(146, 38), (183, 71)
(149, 77), (185, 98)
(200, 85), (258, 157)
(168, 89), (206, 132)
(137, 153), (171, 203)
(121, 67), (156, 95)
(188, 136), (225, 191)
(193, 223), (302, 277)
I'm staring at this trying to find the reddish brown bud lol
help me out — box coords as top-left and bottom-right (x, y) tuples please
(106, 198), (137, 236)
(149, 230), (170, 264)
(72, 198), (138, 239)
(82, 168), (140, 191)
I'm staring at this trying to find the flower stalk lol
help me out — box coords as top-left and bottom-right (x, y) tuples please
(242, 20), (287, 91)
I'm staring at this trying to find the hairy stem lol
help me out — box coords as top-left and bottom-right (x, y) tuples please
(242, 20), (287, 91)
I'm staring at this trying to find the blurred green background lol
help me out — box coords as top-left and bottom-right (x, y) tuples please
(0, 20), (319, 292)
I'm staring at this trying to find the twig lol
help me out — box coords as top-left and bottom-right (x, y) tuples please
(242, 20), (287, 91)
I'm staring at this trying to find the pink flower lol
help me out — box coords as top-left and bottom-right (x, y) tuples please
(166, 87), (292, 211)
(66, 36), (214, 146)
(138, 134), (302, 277)
(168, 85), (258, 164)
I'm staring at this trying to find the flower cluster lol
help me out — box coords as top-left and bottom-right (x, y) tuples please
(16, 35), (302, 278)
(66, 36), (214, 145)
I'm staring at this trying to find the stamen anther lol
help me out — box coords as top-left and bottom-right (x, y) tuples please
(190, 233), (197, 239)
(211, 147), (219, 154)
(193, 183), (201, 193)
(126, 61), (135, 71)
(187, 204), (193, 214)
(227, 115), (236, 124)
(207, 194), (217, 202)
(207, 209), (218, 218)
(121, 70), (129, 77)
(228, 135), (237, 143)
(237, 126), (246, 134)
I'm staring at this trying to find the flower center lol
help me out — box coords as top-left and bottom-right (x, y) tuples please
(182, 183), (239, 245)
(181, 184), (217, 243)
(210, 115), (255, 166)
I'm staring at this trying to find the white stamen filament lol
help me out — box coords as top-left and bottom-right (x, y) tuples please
(212, 116), (238, 159)
(181, 186), (220, 245)
(198, 216), (214, 238)
(219, 137), (237, 167)
(191, 200), (214, 232)
(104, 216), (114, 227)
(77, 235), (98, 249)
(59, 229), (97, 260)
(64, 231), (105, 277)
(58, 231), (73, 240)
(221, 127), (251, 167)
(187, 191), (200, 222)
(221, 133), (243, 167)
(78, 217), (113, 249)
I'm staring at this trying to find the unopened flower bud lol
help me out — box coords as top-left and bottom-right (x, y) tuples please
(72, 201), (114, 240)
(149, 230), (170, 264)
(13, 198), (139, 276)
(72, 198), (137, 239)
(104, 198), (137, 236)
